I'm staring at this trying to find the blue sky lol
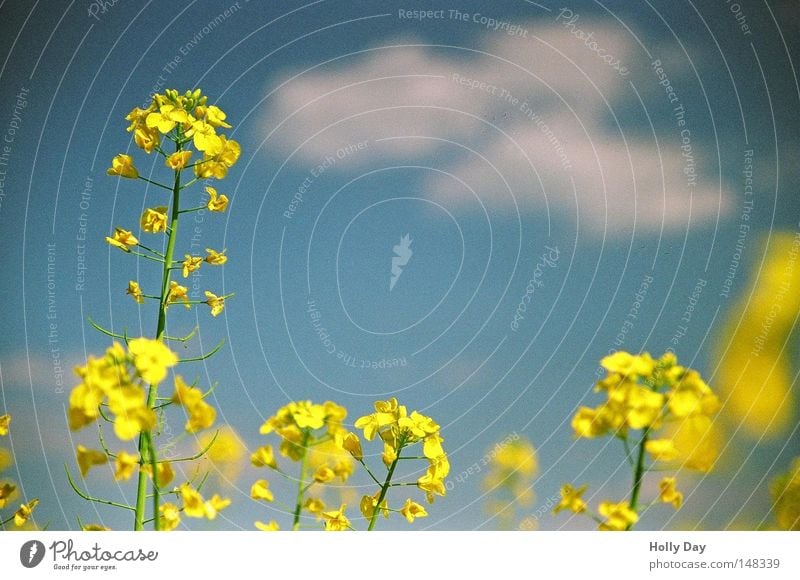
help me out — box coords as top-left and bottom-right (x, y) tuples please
(1, 0), (799, 530)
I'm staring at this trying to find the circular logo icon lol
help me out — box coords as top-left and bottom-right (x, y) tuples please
(20, 540), (45, 568)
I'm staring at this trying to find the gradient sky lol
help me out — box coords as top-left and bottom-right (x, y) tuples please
(1, 0), (799, 531)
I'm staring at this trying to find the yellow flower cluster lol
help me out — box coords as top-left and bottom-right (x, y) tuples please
(253, 400), (354, 530)
(117, 89), (241, 179)
(251, 398), (447, 531)
(770, 457), (800, 530)
(68, 339), (177, 440)
(573, 351), (719, 440)
(556, 351), (717, 530)
(354, 398), (449, 506)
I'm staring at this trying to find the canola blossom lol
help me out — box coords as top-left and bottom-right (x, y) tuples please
(555, 351), (719, 531)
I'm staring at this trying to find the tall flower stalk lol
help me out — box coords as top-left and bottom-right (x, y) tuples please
(67, 89), (240, 531)
(553, 351), (720, 530)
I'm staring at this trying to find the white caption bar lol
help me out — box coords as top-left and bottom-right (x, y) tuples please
(1, 532), (797, 579)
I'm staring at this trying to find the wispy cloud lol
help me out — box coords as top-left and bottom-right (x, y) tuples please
(260, 20), (731, 234)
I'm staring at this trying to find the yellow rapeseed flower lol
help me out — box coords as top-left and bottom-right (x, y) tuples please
(204, 248), (227, 265)
(0, 482), (18, 509)
(553, 484), (588, 514)
(400, 498), (428, 523)
(133, 127), (160, 153)
(107, 154), (138, 178)
(114, 451), (139, 481)
(251, 444), (277, 469)
(204, 291), (225, 317)
(0, 414), (10, 436)
(128, 338), (178, 385)
(659, 477), (683, 509)
(76, 445), (108, 477)
(14, 498), (39, 527)
(645, 438), (680, 462)
(770, 457), (800, 530)
(250, 479), (274, 502)
(140, 207), (168, 234)
(206, 186), (229, 212)
(166, 281), (191, 309)
(255, 520), (279, 531)
(182, 255), (202, 278)
(159, 503), (181, 531)
(204, 105), (231, 128)
(126, 280), (144, 304)
(322, 503), (350, 531)
(165, 150), (192, 170)
(105, 227), (139, 252)
(598, 500), (638, 531)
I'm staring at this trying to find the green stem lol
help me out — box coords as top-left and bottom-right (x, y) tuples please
(133, 136), (183, 531)
(137, 176), (172, 191)
(178, 205), (207, 214)
(368, 443), (403, 531)
(291, 430), (311, 531)
(627, 429), (649, 530)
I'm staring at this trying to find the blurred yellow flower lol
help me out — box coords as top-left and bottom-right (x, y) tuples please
(659, 477), (683, 509)
(76, 445), (108, 477)
(128, 338), (178, 385)
(199, 426), (245, 470)
(251, 444), (277, 469)
(251, 480), (274, 502)
(114, 451), (139, 481)
(14, 498), (38, 527)
(255, 520), (279, 531)
(601, 351), (655, 377)
(0, 414), (9, 436)
(313, 466), (336, 483)
(598, 500), (638, 531)
(0, 482), (17, 509)
(645, 438), (680, 462)
(668, 415), (722, 472)
(159, 503), (181, 531)
(770, 457), (800, 530)
(171, 376), (216, 433)
(304, 497), (326, 518)
(553, 484), (588, 514)
(715, 232), (800, 438)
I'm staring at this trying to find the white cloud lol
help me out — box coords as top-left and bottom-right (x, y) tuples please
(260, 21), (731, 233)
